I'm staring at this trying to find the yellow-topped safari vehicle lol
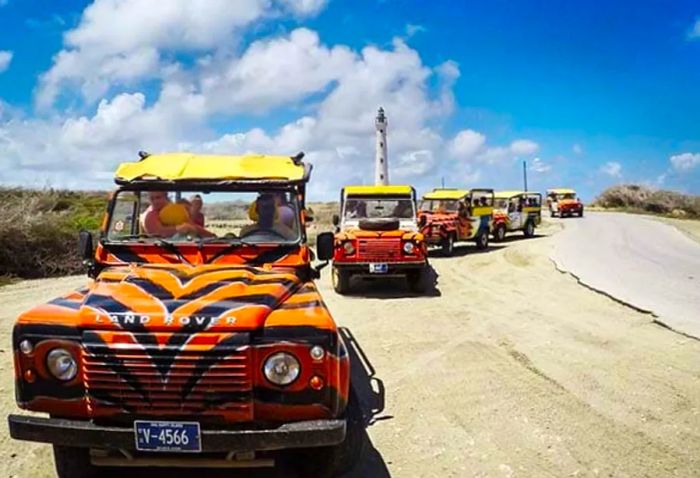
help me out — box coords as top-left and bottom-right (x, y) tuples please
(418, 188), (494, 255)
(331, 185), (429, 294)
(8, 152), (363, 477)
(546, 188), (584, 218)
(491, 190), (542, 241)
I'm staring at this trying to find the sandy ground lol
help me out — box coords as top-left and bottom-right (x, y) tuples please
(2, 219), (700, 477)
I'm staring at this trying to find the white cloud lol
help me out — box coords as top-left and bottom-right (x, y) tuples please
(405, 24), (427, 37)
(688, 19), (700, 40)
(600, 161), (622, 178)
(0, 50), (13, 73)
(669, 152), (700, 171)
(448, 129), (486, 159)
(531, 157), (551, 173)
(36, 0), (279, 108)
(199, 28), (356, 113)
(278, 0), (328, 16)
(572, 143), (583, 155)
(509, 139), (539, 156)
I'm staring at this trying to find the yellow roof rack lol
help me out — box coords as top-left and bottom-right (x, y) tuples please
(343, 185), (414, 196)
(115, 152), (308, 184)
(422, 188), (470, 200)
(547, 188), (576, 195)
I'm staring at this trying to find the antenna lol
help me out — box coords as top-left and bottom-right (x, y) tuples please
(441, 176), (445, 188)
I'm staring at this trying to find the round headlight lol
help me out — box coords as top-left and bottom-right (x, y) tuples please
(46, 348), (78, 382)
(263, 352), (300, 386)
(403, 241), (415, 254)
(343, 241), (355, 255)
(310, 345), (325, 361)
(19, 340), (33, 355)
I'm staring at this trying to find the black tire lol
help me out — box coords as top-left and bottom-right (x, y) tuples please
(332, 267), (351, 295)
(358, 218), (400, 231)
(297, 390), (366, 478)
(523, 221), (535, 238)
(441, 233), (455, 256)
(407, 267), (429, 293)
(493, 223), (506, 242)
(475, 230), (489, 250)
(53, 446), (97, 478)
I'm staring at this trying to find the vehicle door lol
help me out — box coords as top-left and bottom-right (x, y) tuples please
(457, 199), (471, 239)
(507, 197), (522, 230)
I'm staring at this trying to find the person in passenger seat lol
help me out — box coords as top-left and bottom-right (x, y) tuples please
(241, 194), (296, 240)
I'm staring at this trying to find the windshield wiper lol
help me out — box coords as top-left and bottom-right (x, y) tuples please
(109, 233), (154, 241)
(202, 237), (259, 264)
(154, 239), (191, 265)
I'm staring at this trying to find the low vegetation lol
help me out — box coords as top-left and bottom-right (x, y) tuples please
(593, 184), (700, 219)
(0, 188), (107, 281)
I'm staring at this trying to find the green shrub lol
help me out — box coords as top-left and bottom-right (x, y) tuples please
(593, 184), (699, 219)
(0, 188), (107, 279)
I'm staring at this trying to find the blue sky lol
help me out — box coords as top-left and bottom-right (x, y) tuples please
(0, 0), (699, 200)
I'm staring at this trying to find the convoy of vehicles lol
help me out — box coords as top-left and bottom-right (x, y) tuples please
(6, 148), (585, 477)
(418, 188), (495, 255)
(492, 191), (542, 241)
(331, 185), (429, 294)
(546, 188), (584, 217)
(9, 152), (362, 478)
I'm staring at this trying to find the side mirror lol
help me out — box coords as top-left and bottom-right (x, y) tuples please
(332, 214), (340, 227)
(418, 215), (427, 228)
(316, 232), (335, 261)
(79, 230), (94, 261)
(304, 207), (315, 223)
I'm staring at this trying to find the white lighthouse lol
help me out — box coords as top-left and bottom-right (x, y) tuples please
(374, 107), (389, 185)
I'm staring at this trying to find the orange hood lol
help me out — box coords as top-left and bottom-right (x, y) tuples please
(336, 228), (422, 241)
(22, 264), (303, 332)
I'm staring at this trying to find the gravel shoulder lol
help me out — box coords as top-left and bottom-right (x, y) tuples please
(2, 221), (699, 477)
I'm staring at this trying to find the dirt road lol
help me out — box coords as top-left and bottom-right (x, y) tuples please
(2, 219), (700, 477)
(552, 212), (700, 339)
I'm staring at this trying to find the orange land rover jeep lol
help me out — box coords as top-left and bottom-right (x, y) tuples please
(330, 185), (428, 294)
(8, 152), (363, 477)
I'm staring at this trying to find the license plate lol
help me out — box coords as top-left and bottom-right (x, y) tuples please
(369, 263), (388, 274)
(134, 420), (201, 453)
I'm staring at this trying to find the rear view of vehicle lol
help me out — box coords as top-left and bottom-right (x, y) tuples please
(419, 188), (494, 255)
(8, 152), (363, 477)
(546, 188), (584, 217)
(331, 185), (428, 294)
(492, 191), (542, 241)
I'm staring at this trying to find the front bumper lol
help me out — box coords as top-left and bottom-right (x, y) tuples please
(8, 414), (346, 452)
(333, 261), (426, 275)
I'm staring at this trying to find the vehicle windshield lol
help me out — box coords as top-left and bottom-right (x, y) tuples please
(494, 198), (510, 209)
(420, 199), (460, 213)
(557, 193), (576, 200)
(106, 189), (301, 244)
(343, 196), (415, 220)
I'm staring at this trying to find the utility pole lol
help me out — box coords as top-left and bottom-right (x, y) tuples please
(523, 160), (528, 192)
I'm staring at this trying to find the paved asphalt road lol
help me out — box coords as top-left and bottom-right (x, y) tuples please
(551, 212), (700, 339)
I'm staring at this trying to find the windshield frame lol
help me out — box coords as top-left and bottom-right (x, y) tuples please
(102, 184), (305, 246)
(341, 194), (417, 223)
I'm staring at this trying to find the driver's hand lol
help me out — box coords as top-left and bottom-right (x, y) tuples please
(176, 223), (197, 234)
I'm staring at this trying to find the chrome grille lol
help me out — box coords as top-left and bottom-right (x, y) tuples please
(358, 238), (402, 261)
(82, 332), (253, 418)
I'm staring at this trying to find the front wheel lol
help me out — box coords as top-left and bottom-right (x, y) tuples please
(296, 390), (366, 478)
(407, 268), (429, 293)
(523, 221), (535, 238)
(53, 446), (97, 478)
(493, 223), (506, 242)
(441, 233), (455, 256)
(475, 231), (489, 250)
(332, 267), (351, 295)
